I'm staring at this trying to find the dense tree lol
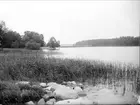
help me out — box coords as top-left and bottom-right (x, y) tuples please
(3, 30), (21, 48)
(56, 40), (60, 47)
(75, 36), (140, 47)
(0, 21), (7, 50)
(11, 40), (20, 48)
(0, 21), (22, 48)
(46, 37), (60, 49)
(23, 31), (44, 47)
(25, 39), (41, 50)
(0, 21), (45, 50)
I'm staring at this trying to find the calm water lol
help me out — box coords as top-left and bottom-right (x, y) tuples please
(43, 47), (139, 66)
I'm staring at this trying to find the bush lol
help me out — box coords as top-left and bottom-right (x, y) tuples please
(0, 81), (20, 91)
(25, 40), (41, 50)
(31, 85), (45, 97)
(17, 83), (31, 91)
(0, 89), (22, 104)
(0, 81), (45, 104)
(21, 89), (41, 103)
(0, 81), (22, 104)
(17, 83), (45, 98)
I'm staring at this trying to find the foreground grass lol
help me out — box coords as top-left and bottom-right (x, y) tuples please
(0, 49), (140, 94)
(0, 81), (45, 104)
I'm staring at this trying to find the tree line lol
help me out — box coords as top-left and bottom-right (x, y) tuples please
(0, 21), (60, 50)
(75, 36), (140, 47)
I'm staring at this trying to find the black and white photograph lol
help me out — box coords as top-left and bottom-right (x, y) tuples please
(0, 0), (140, 104)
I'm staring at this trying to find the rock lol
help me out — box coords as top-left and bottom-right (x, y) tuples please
(138, 96), (140, 104)
(77, 83), (84, 90)
(16, 81), (30, 85)
(47, 82), (62, 90)
(78, 83), (83, 86)
(54, 86), (78, 99)
(45, 86), (52, 91)
(42, 94), (50, 100)
(47, 82), (57, 86)
(40, 82), (47, 88)
(79, 97), (94, 104)
(67, 81), (76, 87)
(43, 88), (56, 98)
(32, 85), (41, 89)
(37, 98), (45, 105)
(78, 91), (87, 97)
(71, 81), (76, 85)
(55, 97), (93, 104)
(74, 86), (83, 93)
(46, 98), (56, 105)
(43, 88), (52, 94)
(62, 81), (67, 85)
(50, 87), (55, 92)
(47, 82), (58, 87)
(44, 86), (55, 92)
(55, 99), (72, 104)
(25, 101), (35, 105)
(49, 92), (56, 98)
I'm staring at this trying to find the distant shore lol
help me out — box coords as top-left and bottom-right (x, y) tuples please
(59, 45), (140, 48)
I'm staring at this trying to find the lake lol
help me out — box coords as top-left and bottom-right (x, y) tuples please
(43, 47), (139, 66)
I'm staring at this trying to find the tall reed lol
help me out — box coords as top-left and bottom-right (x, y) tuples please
(0, 49), (139, 94)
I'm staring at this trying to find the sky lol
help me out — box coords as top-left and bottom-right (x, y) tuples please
(0, 0), (140, 45)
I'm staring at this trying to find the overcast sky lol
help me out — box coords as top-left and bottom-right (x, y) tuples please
(0, 1), (140, 45)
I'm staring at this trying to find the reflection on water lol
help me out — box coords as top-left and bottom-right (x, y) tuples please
(43, 49), (64, 56)
(43, 47), (139, 66)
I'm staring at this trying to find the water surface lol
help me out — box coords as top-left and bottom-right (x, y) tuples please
(43, 47), (139, 66)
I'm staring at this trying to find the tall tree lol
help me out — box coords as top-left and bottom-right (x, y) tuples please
(3, 30), (21, 48)
(47, 37), (60, 49)
(0, 21), (7, 50)
(23, 31), (44, 47)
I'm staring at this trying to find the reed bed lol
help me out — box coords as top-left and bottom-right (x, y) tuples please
(0, 49), (140, 94)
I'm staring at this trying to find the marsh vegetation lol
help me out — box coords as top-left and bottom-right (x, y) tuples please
(0, 49), (139, 93)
